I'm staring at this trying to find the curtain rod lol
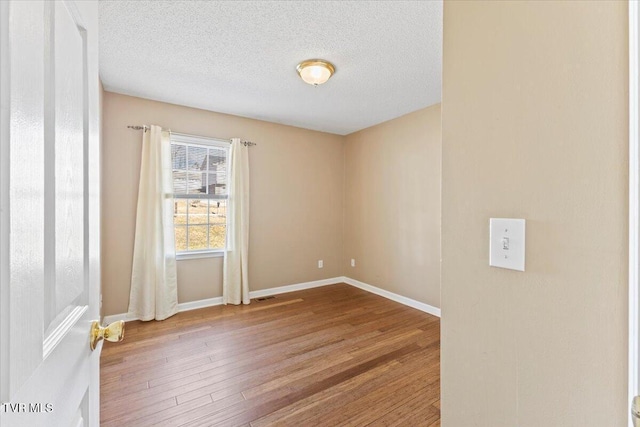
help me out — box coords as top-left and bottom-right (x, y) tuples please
(126, 125), (257, 146)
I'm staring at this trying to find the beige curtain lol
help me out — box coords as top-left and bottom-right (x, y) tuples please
(223, 138), (250, 304)
(128, 125), (178, 320)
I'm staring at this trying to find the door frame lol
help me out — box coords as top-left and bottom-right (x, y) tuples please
(630, 1), (639, 426)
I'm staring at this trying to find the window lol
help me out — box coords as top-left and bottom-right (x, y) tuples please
(171, 133), (230, 256)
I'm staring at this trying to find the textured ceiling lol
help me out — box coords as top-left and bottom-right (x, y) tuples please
(99, 1), (442, 135)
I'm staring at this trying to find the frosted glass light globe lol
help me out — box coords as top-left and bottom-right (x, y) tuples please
(296, 60), (335, 86)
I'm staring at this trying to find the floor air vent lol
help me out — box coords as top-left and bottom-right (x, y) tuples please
(255, 296), (276, 302)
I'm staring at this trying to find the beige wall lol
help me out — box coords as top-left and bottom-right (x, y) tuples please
(102, 92), (344, 316)
(343, 106), (441, 308)
(441, 1), (628, 426)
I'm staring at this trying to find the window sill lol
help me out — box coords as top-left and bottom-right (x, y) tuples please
(176, 250), (224, 261)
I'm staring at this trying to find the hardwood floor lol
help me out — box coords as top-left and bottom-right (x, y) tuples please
(100, 283), (441, 426)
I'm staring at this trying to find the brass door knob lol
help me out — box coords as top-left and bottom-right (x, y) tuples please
(90, 320), (125, 351)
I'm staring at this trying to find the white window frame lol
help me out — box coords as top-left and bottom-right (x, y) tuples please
(170, 132), (231, 260)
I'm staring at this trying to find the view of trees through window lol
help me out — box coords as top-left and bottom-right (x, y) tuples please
(171, 137), (228, 252)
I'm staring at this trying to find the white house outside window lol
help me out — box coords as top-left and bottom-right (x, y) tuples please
(170, 133), (230, 257)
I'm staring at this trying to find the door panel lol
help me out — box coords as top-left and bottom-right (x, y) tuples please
(0, 0), (46, 399)
(45, 0), (87, 338)
(0, 1), (100, 426)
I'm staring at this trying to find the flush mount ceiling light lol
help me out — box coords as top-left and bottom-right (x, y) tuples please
(296, 59), (335, 86)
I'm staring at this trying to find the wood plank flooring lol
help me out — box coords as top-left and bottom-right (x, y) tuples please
(100, 283), (440, 426)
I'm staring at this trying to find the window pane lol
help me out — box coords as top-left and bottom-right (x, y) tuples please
(188, 225), (208, 250)
(207, 173), (227, 196)
(189, 199), (208, 224)
(207, 147), (227, 172)
(173, 170), (188, 194)
(173, 200), (188, 225)
(210, 200), (226, 225)
(172, 144), (186, 170)
(187, 145), (207, 171)
(175, 226), (187, 252)
(207, 147), (227, 195)
(186, 172), (204, 194)
(209, 225), (226, 249)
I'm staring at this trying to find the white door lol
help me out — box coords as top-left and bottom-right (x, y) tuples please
(0, 1), (102, 426)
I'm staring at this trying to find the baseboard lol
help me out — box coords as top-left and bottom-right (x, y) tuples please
(102, 312), (138, 325)
(342, 276), (441, 317)
(101, 277), (343, 324)
(248, 277), (344, 299)
(102, 275), (440, 323)
(177, 296), (224, 313)
(102, 296), (225, 324)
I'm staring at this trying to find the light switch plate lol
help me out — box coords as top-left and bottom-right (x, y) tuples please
(489, 218), (525, 271)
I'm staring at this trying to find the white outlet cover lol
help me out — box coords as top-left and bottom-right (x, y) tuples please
(489, 218), (525, 271)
